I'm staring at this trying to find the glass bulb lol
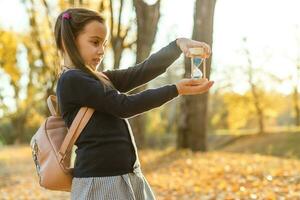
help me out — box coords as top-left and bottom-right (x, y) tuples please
(191, 57), (203, 79)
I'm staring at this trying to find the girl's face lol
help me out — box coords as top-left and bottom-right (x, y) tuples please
(75, 20), (108, 70)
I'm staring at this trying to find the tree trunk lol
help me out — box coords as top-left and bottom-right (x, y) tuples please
(243, 38), (265, 134)
(27, 0), (57, 115)
(129, 0), (160, 148)
(251, 83), (265, 134)
(293, 86), (300, 126)
(294, 63), (300, 126)
(177, 0), (216, 151)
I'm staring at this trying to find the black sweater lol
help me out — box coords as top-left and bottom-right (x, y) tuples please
(56, 40), (182, 177)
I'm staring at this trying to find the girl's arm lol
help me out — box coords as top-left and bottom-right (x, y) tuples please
(103, 40), (182, 93)
(59, 70), (179, 119)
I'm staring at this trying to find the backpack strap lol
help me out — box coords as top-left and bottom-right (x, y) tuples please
(58, 107), (94, 162)
(47, 95), (59, 116)
(47, 95), (95, 166)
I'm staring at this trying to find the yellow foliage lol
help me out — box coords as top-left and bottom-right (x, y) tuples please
(216, 90), (290, 131)
(0, 30), (21, 84)
(223, 92), (254, 130)
(2, 146), (300, 199)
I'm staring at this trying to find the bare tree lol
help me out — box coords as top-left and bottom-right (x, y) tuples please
(106, 0), (136, 69)
(291, 56), (300, 126)
(292, 27), (300, 126)
(242, 38), (265, 134)
(129, 0), (161, 147)
(177, 0), (217, 151)
(26, 0), (58, 109)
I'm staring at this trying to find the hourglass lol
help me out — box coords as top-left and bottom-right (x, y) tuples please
(189, 47), (206, 79)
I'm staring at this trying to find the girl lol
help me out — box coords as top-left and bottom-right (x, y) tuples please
(55, 7), (213, 200)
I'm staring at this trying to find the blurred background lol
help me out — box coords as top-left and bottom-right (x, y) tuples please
(1, 0), (300, 199)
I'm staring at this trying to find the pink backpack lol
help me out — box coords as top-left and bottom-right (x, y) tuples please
(30, 95), (94, 191)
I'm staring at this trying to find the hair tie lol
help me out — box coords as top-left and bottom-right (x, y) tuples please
(62, 12), (71, 20)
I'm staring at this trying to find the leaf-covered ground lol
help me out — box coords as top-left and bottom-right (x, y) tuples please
(1, 146), (300, 200)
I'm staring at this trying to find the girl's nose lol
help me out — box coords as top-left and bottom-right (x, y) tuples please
(97, 48), (104, 56)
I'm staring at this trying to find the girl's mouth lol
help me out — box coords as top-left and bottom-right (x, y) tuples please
(93, 58), (101, 64)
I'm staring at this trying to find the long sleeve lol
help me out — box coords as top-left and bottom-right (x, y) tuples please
(103, 40), (182, 93)
(58, 70), (179, 119)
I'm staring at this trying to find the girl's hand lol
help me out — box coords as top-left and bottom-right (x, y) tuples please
(176, 38), (211, 58)
(175, 78), (214, 95)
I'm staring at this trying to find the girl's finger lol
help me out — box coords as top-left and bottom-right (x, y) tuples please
(188, 78), (207, 85)
(190, 42), (211, 58)
(193, 81), (214, 93)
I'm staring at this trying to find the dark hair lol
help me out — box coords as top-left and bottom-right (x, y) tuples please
(54, 8), (108, 83)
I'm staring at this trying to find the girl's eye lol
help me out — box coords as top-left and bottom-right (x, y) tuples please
(92, 41), (99, 46)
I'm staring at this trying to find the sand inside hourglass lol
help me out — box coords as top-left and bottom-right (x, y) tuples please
(191, 58), (203, 78)
(189, 47), (206, 79)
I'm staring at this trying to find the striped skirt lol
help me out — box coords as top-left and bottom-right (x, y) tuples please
(71, 119), (156, 199)
(70, 170), (156, 200)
